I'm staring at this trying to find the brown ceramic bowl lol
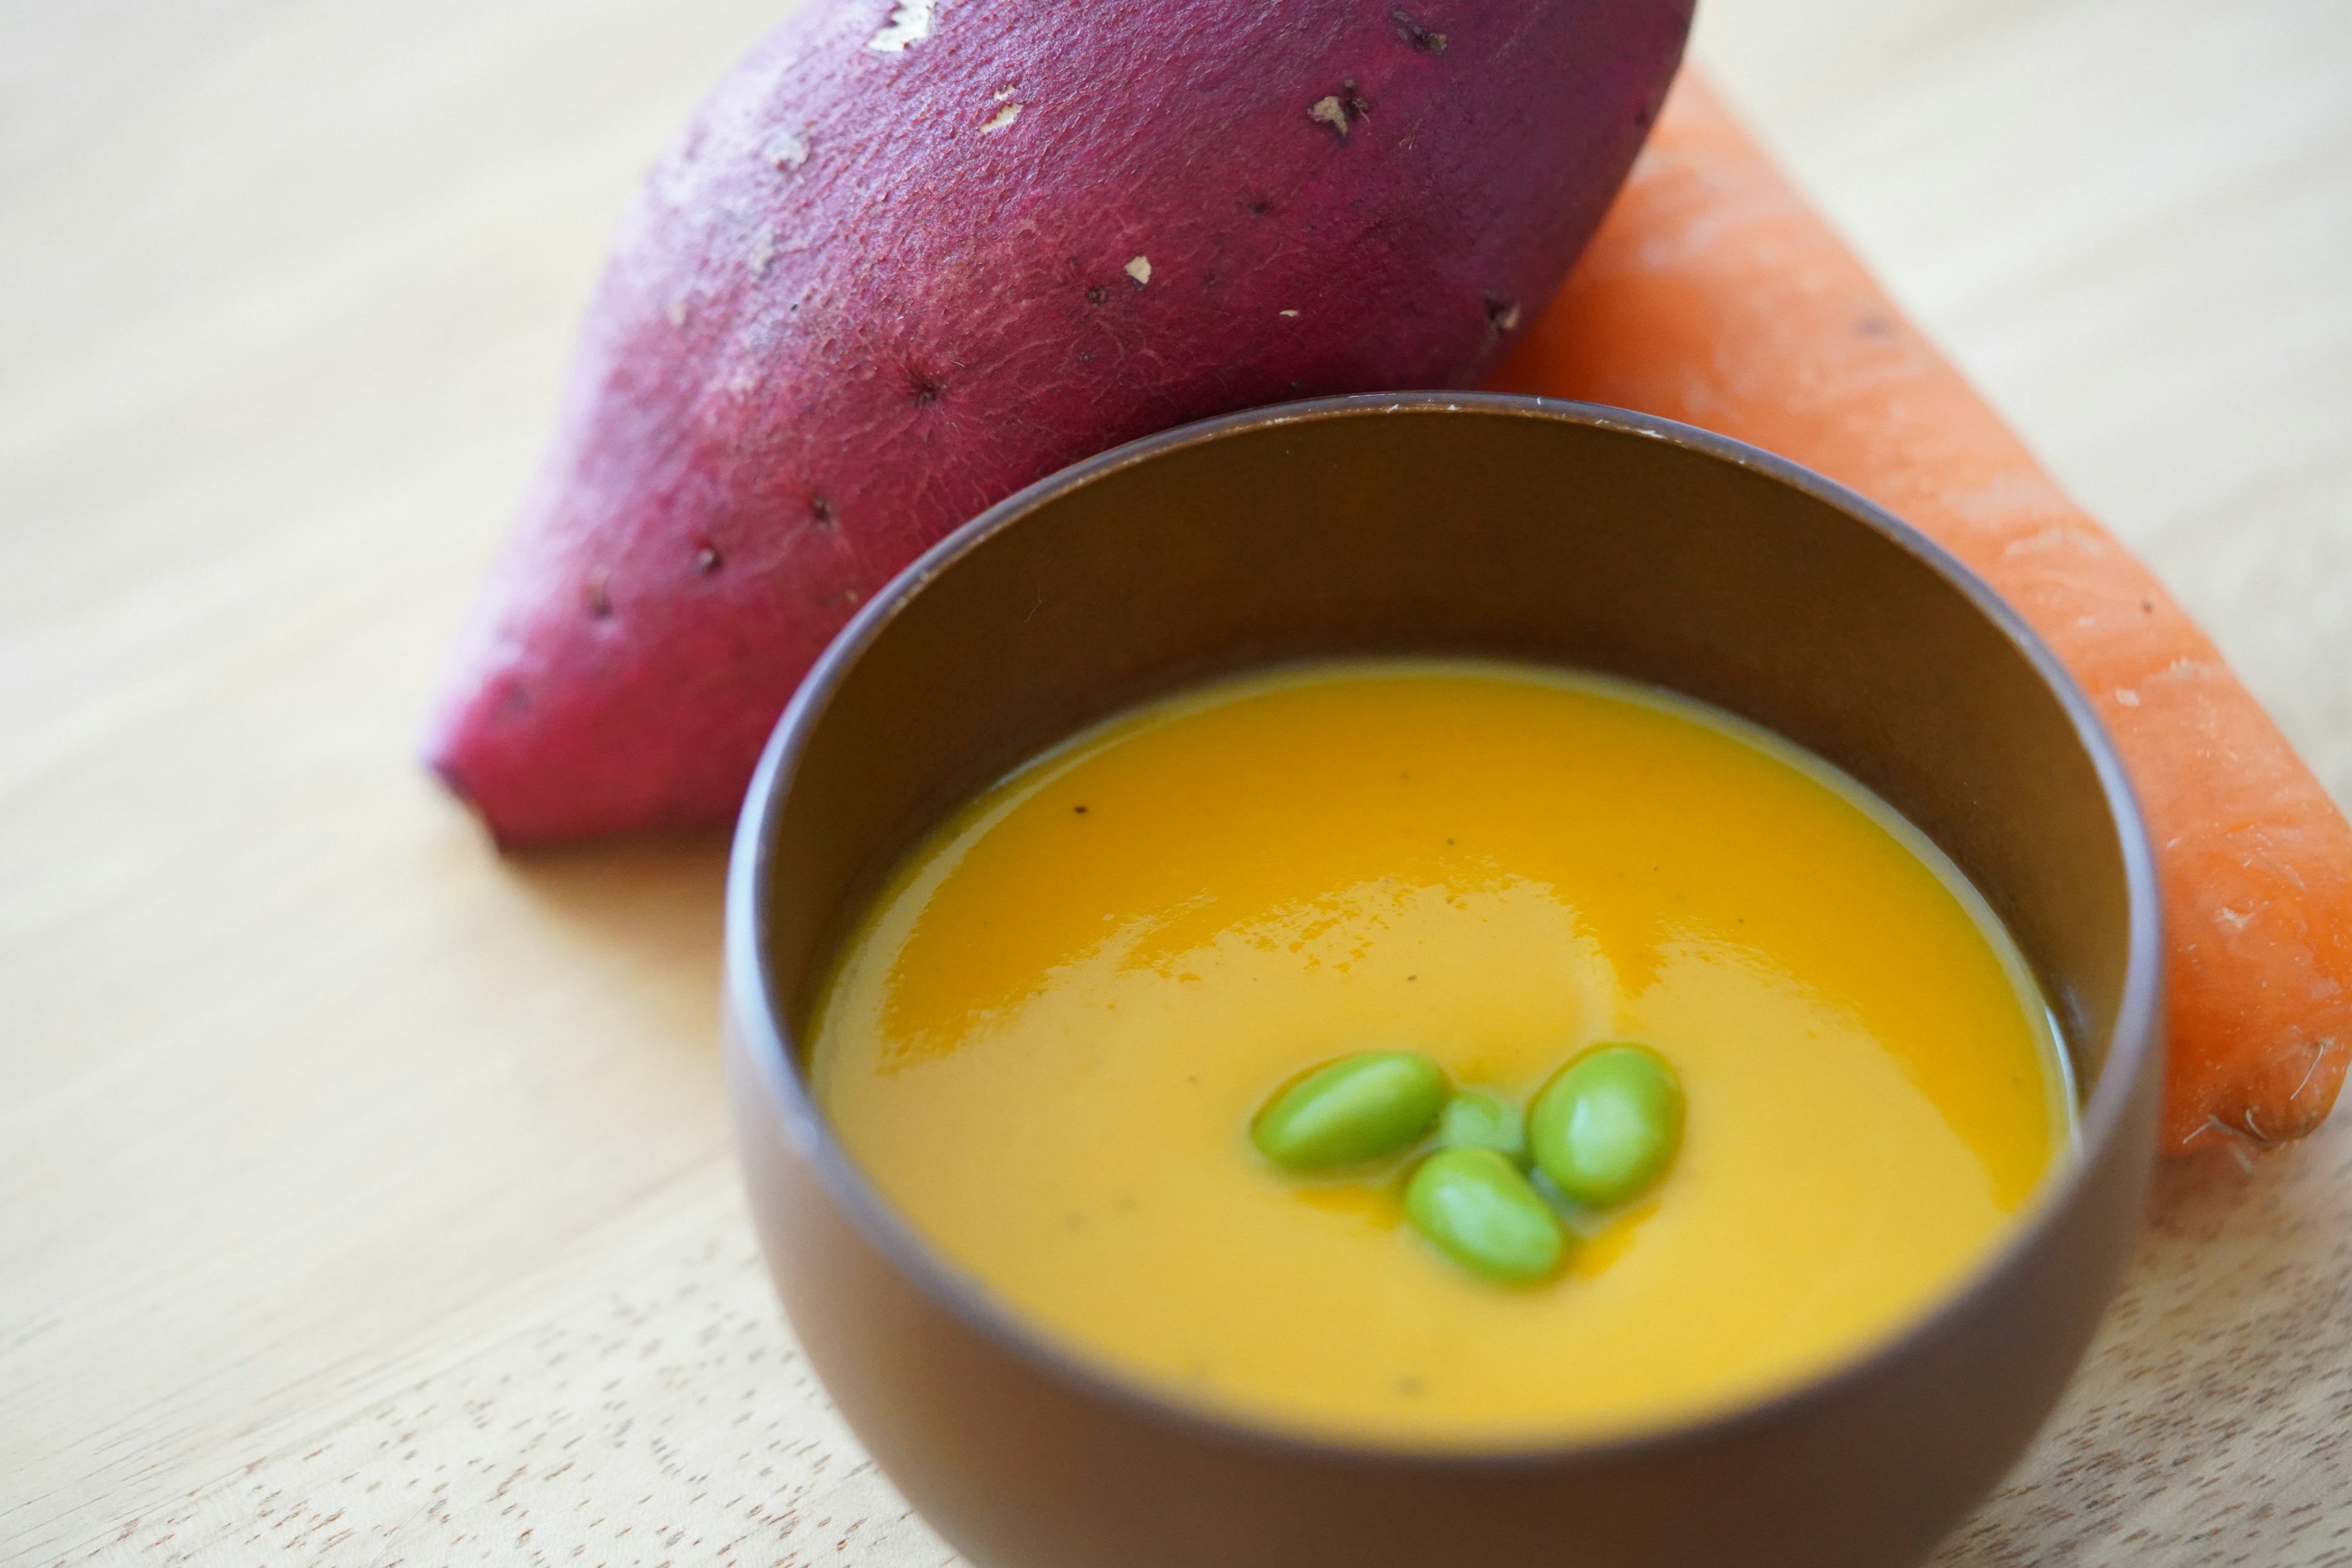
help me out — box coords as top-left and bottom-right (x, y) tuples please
(723, 394), (2163, 1568)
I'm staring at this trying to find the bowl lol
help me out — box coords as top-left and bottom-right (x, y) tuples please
(723, 394), (2163, 1568)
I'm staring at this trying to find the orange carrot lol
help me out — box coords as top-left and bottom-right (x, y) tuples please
(1495, 74), (2351, 1156)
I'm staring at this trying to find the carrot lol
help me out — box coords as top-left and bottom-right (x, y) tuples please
(1493, 74), (2352, 1156)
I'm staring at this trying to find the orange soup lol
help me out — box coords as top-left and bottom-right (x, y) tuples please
(807, 660), (2073, 1444)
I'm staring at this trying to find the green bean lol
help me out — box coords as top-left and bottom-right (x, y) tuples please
(1405, 1147), (1565, 1284)
(1529, 1044), (1684, 1208)
(1251, 1050), (1447, 1172)
(1433, 1088), (1528, 1167)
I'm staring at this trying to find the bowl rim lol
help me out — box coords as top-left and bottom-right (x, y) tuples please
(724, 390), (2164, 1469)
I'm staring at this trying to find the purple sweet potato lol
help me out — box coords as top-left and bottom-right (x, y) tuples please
(428, 0), (1693, 843)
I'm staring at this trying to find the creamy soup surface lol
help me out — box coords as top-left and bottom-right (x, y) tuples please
(808, 660), (2074, 1444)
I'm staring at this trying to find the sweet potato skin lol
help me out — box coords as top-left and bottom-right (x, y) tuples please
(1495, 77), (2352, 1155)
(428, 0), (1692, 843)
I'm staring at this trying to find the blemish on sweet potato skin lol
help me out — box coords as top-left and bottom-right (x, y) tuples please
(1308, 82), (1373, 140)
(866, 0), (936, 55)
(426, 0), (1696, 842)
(1391, 9), (1448, 53)
(763, 127), (812, 170)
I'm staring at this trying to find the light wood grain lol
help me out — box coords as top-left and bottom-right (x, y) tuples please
(2, 1), (2347, 1563)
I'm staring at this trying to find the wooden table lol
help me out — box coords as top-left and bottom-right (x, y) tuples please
(5, 1), (2348, 1562)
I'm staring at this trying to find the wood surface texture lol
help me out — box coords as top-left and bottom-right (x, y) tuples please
(3, 0), (2348, 1562)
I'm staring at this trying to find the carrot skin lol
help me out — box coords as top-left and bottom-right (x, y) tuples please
(1494, 75), (2351, 1155)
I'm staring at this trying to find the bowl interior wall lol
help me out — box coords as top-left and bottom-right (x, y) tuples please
(763, 407), (2130, 1096)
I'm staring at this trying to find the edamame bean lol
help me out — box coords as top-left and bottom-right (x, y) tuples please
(1434, 1088), (1528, 1167)
(1251, 1050), (1448, 1172)
(1529, 1044), (1684, 1208)
(1405, 1147), (1565, 1284)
